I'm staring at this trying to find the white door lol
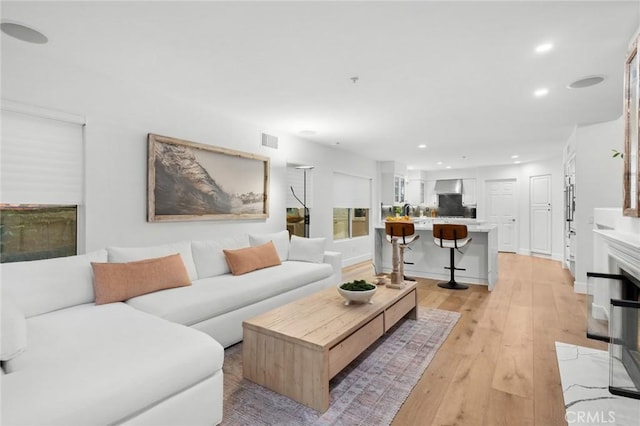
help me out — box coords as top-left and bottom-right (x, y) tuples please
(530, 174), (552, 255)
(486, 179), (518, 252)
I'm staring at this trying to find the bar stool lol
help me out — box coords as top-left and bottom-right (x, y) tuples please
(385, 221), (419, 288)
(433, 224), (471, 290)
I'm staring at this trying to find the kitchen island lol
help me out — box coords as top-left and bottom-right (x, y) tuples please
(374, 219), (498, 290)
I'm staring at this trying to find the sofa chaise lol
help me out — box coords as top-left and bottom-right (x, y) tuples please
(1, 231), (342, 426)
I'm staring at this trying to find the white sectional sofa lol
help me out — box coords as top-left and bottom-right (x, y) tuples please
(1, 231), (342, 426)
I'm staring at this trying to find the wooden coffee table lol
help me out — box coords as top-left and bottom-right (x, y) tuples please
(242, 282), (418, 412)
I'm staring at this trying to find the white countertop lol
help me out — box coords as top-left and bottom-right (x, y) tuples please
(377, 219), (496, 232)
(416, 217), (486, 224)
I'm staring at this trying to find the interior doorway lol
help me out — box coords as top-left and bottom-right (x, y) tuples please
(485, 179), (518, 252)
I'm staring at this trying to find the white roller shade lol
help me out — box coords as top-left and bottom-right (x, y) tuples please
(333, 172), (370, 208)
(287, 166), (314, 208)
(1, 109), (84, 205)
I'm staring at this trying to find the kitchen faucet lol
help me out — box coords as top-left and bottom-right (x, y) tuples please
(402, 203), (411, 216)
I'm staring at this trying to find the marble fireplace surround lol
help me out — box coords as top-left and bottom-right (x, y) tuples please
(592, 208), (640, 279)
(556, 208), (640, 424)
(591, 208), (640, 320)
(588, 208), (640, 398)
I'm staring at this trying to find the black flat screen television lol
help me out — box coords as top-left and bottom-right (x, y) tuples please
(438, 194), (464, 217)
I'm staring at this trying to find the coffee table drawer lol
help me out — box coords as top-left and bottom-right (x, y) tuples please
(384, 289), (416, 332)
(328, 313), (384, 378)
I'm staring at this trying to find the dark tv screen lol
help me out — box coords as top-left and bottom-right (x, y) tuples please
(438, 194), (464, 217)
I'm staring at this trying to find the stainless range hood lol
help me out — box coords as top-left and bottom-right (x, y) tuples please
(434, 179), (463, 194)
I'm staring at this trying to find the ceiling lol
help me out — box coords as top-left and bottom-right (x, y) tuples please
(2, 1), (639, 171)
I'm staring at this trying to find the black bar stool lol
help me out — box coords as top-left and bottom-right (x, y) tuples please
(433, 224), (471, 290)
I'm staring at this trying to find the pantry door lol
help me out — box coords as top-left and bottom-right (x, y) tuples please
(530, 174), (552, 255)
(486, 179), (518, 252)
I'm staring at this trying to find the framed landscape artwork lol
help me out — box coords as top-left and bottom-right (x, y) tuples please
(624, 35), (640, 217)
(147, 133), (269, 222)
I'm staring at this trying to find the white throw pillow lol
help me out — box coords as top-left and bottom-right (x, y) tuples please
(288, 235), (326, 263)
(191, 236), (249, 278)
(1, 249), (108, 318)
(1, 296), (27, 361)
(249, 230), (290, 261)
(107, 241), (198, 281)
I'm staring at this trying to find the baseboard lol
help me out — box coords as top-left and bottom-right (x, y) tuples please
(574, 280), (587, 294)
(529, 251), (562, 262)
(342, 253), (372, 268)
(517, 249), (530, 256)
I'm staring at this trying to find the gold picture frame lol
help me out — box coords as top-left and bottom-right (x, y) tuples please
(147, 133), (269, 222)
(623, 36), (640, 217)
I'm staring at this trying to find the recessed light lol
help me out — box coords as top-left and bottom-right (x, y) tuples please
(436, 161), (443, 165)
(445, 166), (452, 169)
(511, 154), (519, 159)
(1, 21), (48, 44)
(568, 75), (606, 89)
(534, 88), (549, 97)
(535, 42), (554, 53)
(514, 160), (522, 164)
(299, 130), (317, 136)
(418, 144), (427, 149)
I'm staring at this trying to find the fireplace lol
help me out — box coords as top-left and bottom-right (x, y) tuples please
(586, 270), (640, 399)
(587, 208), (640, 399)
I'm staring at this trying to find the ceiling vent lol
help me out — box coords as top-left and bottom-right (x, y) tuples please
(261, 133), (278, 149)
(1, 21), (48, 44)
(568, 75), (606, 89)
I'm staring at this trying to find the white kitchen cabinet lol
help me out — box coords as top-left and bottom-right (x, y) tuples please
(394, 175), (405, 203)
(425, 180), (437, 206)
(462, 178), (476, 205)
(381, 173), (406, 204)
(380, 162), (408, 205)
(406, 179), (425, 204)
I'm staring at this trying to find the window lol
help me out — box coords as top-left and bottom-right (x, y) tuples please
(333, 172), (371, 240)
(332, 208), (369, 240)
(1, 205), (77, 262)
(333, 208), (349, 239)
(1, 103), (85, 262)
(286, 165), (314, 237)
(352, 208), (369, 237)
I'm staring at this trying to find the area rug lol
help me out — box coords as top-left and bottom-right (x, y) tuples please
(222, 308), (460, 425)
(555, 342), (640, 426)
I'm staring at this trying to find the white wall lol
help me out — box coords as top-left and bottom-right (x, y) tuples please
(425, 157), (565, 260)
(2, 41), (377, 265)
(572, 117), (624, 292)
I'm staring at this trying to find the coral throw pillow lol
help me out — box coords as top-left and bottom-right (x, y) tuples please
(92, 253), (191, 305)
(223, 241), (282, 276)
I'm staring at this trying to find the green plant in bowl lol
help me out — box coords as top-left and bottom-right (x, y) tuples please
(340, 280), (376, 291)
(337, 280), (377, 305)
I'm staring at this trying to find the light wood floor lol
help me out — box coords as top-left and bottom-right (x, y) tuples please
(342, 253), (607, 426)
